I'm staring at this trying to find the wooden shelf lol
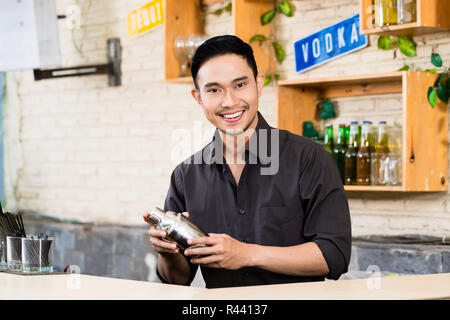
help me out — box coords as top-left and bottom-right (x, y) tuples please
(344, 185), (404, 192)
(164, 0), (273, 83)
(276, 71), (448, 192)
(360, 0), (450, 36)
(165, 76), (193, 84)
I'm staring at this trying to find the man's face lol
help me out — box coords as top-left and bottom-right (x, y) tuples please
(191, 54), (264, 136)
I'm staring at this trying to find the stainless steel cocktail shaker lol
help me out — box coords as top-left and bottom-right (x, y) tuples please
(147, 207), (208, 253)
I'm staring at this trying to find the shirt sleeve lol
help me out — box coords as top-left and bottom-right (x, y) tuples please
(156, 164), (199, 286)
(299, 143), (352, 280)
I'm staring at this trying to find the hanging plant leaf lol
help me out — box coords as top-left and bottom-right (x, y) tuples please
(274, 74), (281, 81)
(224, 3), (232, 13)
(424, 68), (437, 73)
(264, 74), (272, 86)
(261, 9), (276, 25)
(397, 65), (410, 71)
(434, 72), (446, 87)
(437, 84), (449, 103)
(249, 34), (268, 43)
(279, 0), (293, 17)
(319, 99), (336, 119)
(302, 121), (319, 138)
(377, 36), (392, 50)
(272, 42), (286, 64)
(398, 37), (417, 57)
(431, 53), (443, 67)
(427, 86), (437, 108)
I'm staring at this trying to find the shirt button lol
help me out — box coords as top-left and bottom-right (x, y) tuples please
(239, 208), (245, 214)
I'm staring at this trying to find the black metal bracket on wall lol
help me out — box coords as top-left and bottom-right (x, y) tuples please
(33, 38), (121, 87)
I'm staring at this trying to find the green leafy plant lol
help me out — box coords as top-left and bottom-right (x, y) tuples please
(319, 99), (337, 119)
(400, 53), (449, 108)
(379, 35), (449, 108)
(203, 2), (232, 16)
(302, 121), (319, 140)
(249, 0), (294, 86)
(378, 35), (417, 57)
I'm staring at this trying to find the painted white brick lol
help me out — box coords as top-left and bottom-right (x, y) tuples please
(3, 0), (450, 230)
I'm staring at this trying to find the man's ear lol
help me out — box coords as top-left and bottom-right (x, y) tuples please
(256, 73), (265, 97)
(191, 88), (202, 105)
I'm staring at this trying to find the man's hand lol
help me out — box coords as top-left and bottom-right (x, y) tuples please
(184, 233), (249, 270)
(143, 211), (192, 285)
(143, 211), (190, 256)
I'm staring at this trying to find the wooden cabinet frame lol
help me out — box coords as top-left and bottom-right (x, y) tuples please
(164, 0), (273, 83)
(360, 0), (450, 36)
(277, 72), (448, 192)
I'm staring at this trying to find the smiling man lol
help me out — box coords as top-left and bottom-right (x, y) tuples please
(143, 35), (352, 288)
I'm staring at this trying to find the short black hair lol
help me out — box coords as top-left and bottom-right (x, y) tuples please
(190, 35), (258, 89)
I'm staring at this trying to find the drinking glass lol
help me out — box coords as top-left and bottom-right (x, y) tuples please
(385, 152), (402, 186)
(6, 236), (23, 271)
(21, 237), (54, 273)
(371, 152), (388, 185)
(186, 35), (208, 69)
(0, 237), (6, 270)
(174, 36), (189, 77)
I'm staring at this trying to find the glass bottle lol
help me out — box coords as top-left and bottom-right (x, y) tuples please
(344, 122), (359, 185)
(397, 0), (417, 24)
(345, 125), (350, 146)
(333, 124), (347, 183)
(385, 0), (398, 26)
(372, 121), (390, 185)
(375, 0), (398, 27)
(323, 124), (334, 156)
(356, 121), (371, 185)
(367, 121), (376, 154)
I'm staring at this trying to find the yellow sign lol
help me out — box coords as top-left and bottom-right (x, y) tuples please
(127, 0), (164, 38)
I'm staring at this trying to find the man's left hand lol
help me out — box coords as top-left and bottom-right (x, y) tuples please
(184, 233), (249, 270)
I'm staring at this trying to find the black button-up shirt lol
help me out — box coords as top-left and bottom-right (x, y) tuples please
(160, 111), (351, 288)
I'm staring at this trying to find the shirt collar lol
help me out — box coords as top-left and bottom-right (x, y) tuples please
(206, 111), (274, 165)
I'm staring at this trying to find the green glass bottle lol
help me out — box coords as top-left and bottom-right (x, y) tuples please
(323, 124), (334, 156)
(356, 121), (371, 185)
(358, 124), (362, 145)
(344, 122), (359, 185)
(333, 124), (347, 183)
(345, 125), (350, 146)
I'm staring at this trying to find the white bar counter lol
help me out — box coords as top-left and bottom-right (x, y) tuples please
(0, 272), (449, 300)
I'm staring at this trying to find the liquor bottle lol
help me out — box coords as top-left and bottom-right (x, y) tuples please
(356, 121), (371, 185)
(358, 123), (362, 145)
(375, 0), (398, 27)
(367, 121), (376, 153)
(345, 125), (350, 146)
(323, 124), (334, 156)
(372, 121), (390, 185)
(385, 0), (398, 26)
(344, 122), (359, 185)
(333, 124), (347, 183)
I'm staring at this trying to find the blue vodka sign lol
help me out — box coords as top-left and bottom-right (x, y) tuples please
(294, 14), (368, 73)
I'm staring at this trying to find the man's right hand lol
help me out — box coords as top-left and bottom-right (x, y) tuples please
(143, 211), (190, 256)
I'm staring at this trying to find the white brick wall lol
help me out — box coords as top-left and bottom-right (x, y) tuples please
(3, 0), (450, 236)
